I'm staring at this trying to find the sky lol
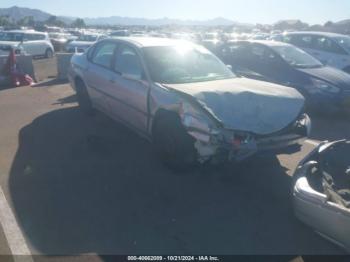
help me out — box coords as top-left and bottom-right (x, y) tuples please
(1, 0), (350, 24)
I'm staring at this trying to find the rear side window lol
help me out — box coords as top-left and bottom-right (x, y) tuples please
(91, 42), (117, 68)
(313, 37), (347, 55)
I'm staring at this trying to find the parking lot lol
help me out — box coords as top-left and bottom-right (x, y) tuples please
(0, 74), (349, 258)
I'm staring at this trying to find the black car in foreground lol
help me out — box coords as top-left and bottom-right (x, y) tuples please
(217, 40), (350, 114)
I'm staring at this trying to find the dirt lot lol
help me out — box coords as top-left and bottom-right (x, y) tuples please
(0, 80), (349, 258)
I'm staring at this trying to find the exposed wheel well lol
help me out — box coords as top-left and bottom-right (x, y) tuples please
(74, 76), (84, 86)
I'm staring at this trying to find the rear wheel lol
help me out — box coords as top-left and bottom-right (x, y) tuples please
(75, 79), (94, 116)
(153, 113), (197, 170)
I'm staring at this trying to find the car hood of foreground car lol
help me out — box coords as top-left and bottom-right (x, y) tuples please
(164, 77), (305, 135)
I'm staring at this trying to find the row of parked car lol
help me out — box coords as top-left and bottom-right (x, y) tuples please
(215, 38), (350, 114)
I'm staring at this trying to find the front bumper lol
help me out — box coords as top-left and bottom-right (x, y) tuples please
(191, 114), (311, 163)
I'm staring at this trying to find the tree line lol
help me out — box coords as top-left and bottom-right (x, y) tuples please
(0, 15), (86, 28)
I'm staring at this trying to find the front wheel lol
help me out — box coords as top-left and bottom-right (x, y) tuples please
(75, 79), (94, 116)
(153, 113), (197, 170)
(45, 48), (54, 59)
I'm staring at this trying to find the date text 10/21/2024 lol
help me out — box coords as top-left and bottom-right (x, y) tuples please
(127, 256), (220, 261)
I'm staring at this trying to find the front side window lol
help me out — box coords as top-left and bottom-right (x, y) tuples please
(114, 45), (143, 79)
(92, 42), (117, 68)
(143, 44), (235, 84)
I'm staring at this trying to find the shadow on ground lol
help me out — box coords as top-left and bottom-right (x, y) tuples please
(9, 105), (342, 255)
(32, 78), (68, 88)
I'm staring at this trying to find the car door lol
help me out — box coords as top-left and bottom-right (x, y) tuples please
(83, 40), (118, 113)
(35, 34), (49, 55)
(311, 36), (349, 70)
(107, 43), (150, 134)
(21, 34), (37, 55)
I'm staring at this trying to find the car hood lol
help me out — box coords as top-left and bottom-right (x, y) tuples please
(164, 78), (305, 135)
(298, 66), (350, 90)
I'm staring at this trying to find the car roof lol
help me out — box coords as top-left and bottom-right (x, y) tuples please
(285, 31), (348, 38)
(106, 37), (196, 48)
(6, 30), (46, 35)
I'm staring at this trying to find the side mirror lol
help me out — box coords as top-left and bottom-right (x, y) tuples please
(226, 64), (233, 71)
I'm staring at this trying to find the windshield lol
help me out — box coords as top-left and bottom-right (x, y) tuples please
(334, 36), (350, 54)
(0, 32), (24, 42)
(143, 44), (235, 84)
(77, 35), (98, 42)
(271, 45), (323, 68)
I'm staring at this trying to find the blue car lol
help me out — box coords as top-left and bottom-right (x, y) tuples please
(217, 40), (350, 114)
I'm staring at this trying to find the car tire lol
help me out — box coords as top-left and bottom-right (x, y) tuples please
(75, 79), (94, 116)
(153, 113), (197, 170)
(45, 48), (54, 59)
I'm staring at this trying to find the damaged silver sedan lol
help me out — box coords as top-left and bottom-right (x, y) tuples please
(68, 37), (311, 169)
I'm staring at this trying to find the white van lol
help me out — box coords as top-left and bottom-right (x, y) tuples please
(0, 30), (54, 58)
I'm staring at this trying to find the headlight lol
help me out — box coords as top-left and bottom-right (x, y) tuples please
(307, 78), (340, 94)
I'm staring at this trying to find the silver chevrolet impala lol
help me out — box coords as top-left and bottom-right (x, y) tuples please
(68, 37), (311, 169)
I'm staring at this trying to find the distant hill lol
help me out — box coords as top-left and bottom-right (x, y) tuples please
(0, 5), (349, 33)
(0, 6), (252, 27)
(83, 16), (250, 26)
(84, 16), (256, 28)
(0, 6), (51, 21)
